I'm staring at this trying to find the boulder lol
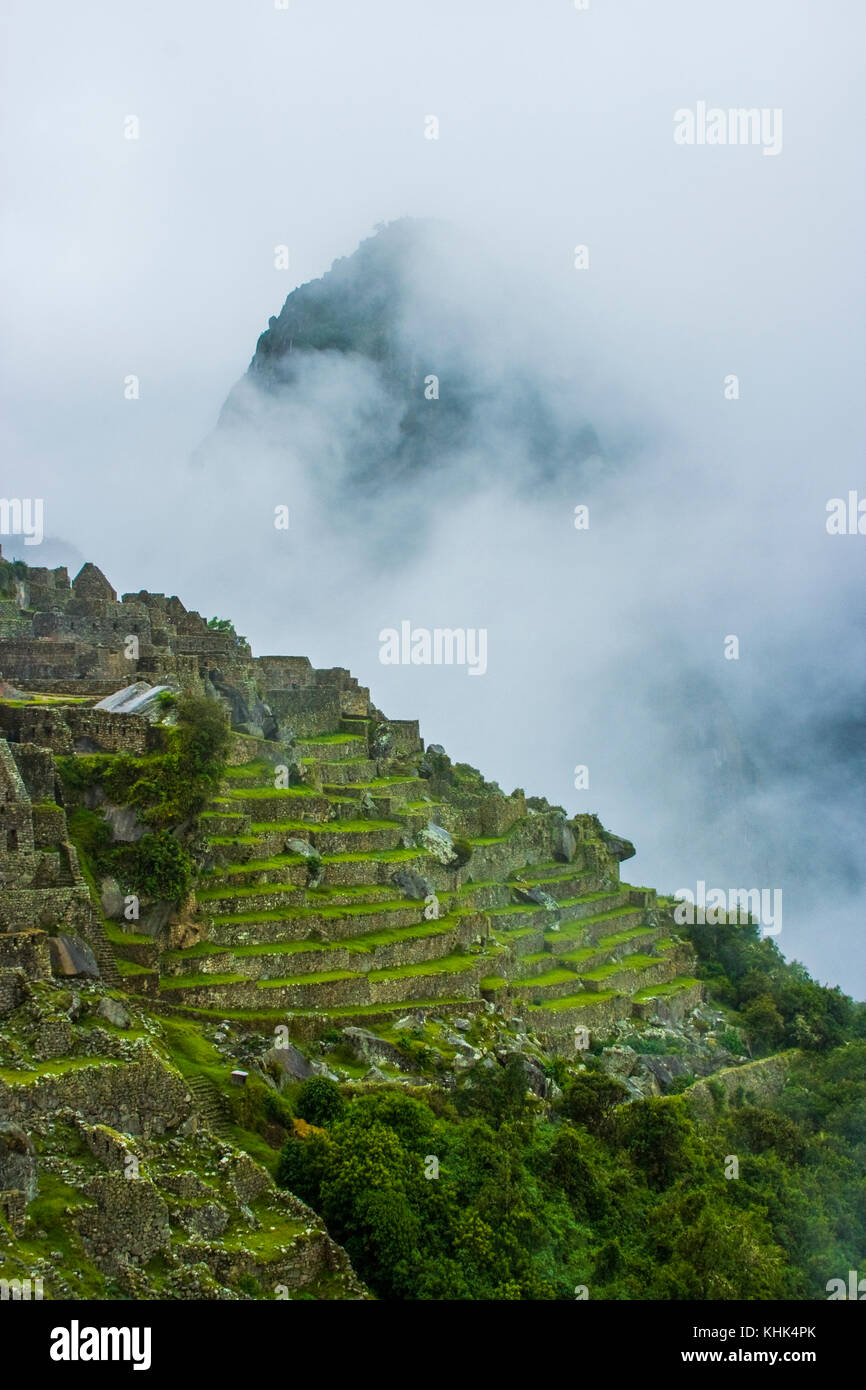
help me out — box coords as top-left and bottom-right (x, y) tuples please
(502, 1051), (549, 1098)
(391, 868), (436, 901)
(103, 803), (145, 843)
(262, 1042), (316, 1085)
(638, 1054), (691, 1090)
(94, 682), (179, 722)
(99, 876), (125, 919)
(419, 743), (448, 778)
(599, 1045), (638, 1079)
(553, 822), (577, 863)
(443, 1031), (477, 1058)
(96, 997), (131, 1029)
(340, 1027), (407, 1071)
(286, 838), (319, 861)
(393, 1015), (418, 1032)
(0, 1123), (38, 1202)
(371, 724), (395, 759)
(513, 885), (559, 912)
(93, 681), (151, 714)
(416, 822), (457, 866)
(600, 829), (636, 862)
(48, 933), (100, 979)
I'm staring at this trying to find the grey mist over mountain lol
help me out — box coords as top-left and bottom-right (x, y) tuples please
(179, 219), (864, 995)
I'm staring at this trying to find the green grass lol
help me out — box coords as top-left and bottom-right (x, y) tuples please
(210, 898), (415, 925)
(227, 786), (321, 800)
(0, 1057), (124, 1084)
(197, 880), (302, 902)
(102, 919), (152, 946)
(247, 818), (399, 834)
(302, 732), (365, 745)
(533, 989), (620, 1013)
(223, 760), (273, 780)
(367, 953), (475, 982)
(165, 917), (457, 968)
(596, 926), (657, 949)
(633, 976), (700, 1002)
(516, 968), (579, 988)
(202, 853), (305, 875)
(579, 954), (658, 983)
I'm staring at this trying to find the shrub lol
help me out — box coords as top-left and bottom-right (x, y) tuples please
(559, 1072), (626, 1134)
(295, 1076), (345, 1127)
(718, 1028), (747, 1057)
(452, 838), (473, 868)
(124, 831), (192, 902)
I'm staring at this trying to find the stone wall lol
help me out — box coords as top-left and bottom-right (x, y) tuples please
(685, 1050), (799, 1123)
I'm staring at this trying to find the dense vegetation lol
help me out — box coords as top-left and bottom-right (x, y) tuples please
(682, 916), (865, 1055)
(275, 931), (866, 1301)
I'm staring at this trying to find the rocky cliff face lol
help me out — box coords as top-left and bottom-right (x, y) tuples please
(209, 218), (602, 494)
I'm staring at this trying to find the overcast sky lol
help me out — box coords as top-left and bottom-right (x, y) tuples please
(1, 0), (864, 992)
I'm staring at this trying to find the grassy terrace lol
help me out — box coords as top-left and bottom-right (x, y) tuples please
(302, 732), (365, 745)
(596, 926), (658, 949)
(209, 898), (417, 925)
(557, 890), (626, 910)
(545, 906), (644, 942)
(533, 989), (620, 1012)
(223, 761), (274, 779)
(366, 952), (476, 981)
(154, 1001), (453, 1025)
(248, 819), (401, 833)
(0, 1057), (124, 1084)
(337, 777), (419, 789)
(200, 853), (306, 876)
(1, 694), (96, 706)
(517, 968), (580, 988)
(225, 786), (324, 800)
(164, 917), (458, 964)
(256, 955), (476, 990)
(509, 869), (592, 888)
(488, 902), (554, 918)
(559, 944), (605, 965)
(199, 881), (401, 904)
(579, 954), (658, 983)
(633, 976), (700, 1001)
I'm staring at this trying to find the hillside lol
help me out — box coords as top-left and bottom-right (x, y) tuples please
(0, 548), (863, 1301)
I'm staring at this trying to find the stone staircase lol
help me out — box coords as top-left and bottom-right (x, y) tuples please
(186, 1074), (233, 1138)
